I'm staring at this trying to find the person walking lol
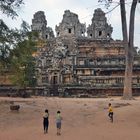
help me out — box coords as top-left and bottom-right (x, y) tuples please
(108, 103), (113, 123)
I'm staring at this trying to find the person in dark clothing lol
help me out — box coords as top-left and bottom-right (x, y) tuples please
(43, 109), (49, 134)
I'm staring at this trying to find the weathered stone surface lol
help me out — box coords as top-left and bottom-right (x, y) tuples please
(30, 9), (140, 96)
(55, 10), (86, 37)
(87, 8), (113, 40)
(31, 11), (54, 39)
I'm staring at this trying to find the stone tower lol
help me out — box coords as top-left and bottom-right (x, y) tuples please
(87, 8), (113, 40)
(31, 11), (47, 39)
(55, 10), (86, 37)
(31, 11), (54, 39)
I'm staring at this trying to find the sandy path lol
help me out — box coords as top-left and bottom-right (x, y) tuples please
(0, 97), (140, 140)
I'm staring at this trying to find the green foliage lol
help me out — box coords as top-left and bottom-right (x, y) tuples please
(11, 55), (37, 88)
(0, 0), (24, 69)
(10, 24), (37, 88)
(0, 0), (24, 18)
(0, 0), (38, 88)
(0, 20), (38, 88)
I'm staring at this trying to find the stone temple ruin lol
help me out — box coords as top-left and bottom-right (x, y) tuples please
(31, 8), (140, 97)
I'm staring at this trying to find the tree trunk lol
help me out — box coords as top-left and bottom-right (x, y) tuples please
(120, 0), (128, 43)
(123, 0), (138, 99)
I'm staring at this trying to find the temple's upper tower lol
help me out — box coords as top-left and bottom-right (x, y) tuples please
(55, 10), (86, 37)
(31, 11), (47, 39)
(87, 8), (113, 40)
(31, 11), (54, 39)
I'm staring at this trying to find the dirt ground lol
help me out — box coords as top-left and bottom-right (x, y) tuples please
(0, 96), (140, 140)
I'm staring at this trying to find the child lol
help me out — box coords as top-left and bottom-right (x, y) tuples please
(56, 110), (62, 135)
(43, 109), (49, 133)
(108, 103), (113, 122)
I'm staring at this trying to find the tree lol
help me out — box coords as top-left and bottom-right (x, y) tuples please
(0, 0), (24, 67)
(98, 0), (139, 99)
(0, 20), (20, 67)
(10, 22), (37, 88)
(0, 0), (24, 18)
(0, 0), (24, 75)
(0, 0), (24, 84)
(0, 0), (38, 89)
(123, 0), (138, 99)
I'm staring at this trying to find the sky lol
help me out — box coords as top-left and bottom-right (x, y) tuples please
(1, 0), (140, 48)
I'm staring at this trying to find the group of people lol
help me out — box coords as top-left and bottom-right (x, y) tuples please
(43, 103), (113, 136)
(43, 110), (62, 135)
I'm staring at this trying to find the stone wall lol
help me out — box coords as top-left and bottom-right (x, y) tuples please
(30, 8), (140, 97)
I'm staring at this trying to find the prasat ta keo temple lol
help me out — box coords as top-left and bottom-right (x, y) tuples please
(20, 8), (140, 96)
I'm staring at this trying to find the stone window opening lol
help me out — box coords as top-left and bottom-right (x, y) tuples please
(68, 28), (72, 33)
(57, 32), (59, 36)
(82, 70), (85, 74)
(52, 75), (58, 84)
(107, 33), (110, 38)
(99, 31), (102, 36)
(137, 77), (140, 83)
(42, 77), (48, 83)
(90, 34), (92, 37)
(46, 34), (48, 39)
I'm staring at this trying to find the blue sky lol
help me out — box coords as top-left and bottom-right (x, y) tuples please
(1, 0), (140, 48)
